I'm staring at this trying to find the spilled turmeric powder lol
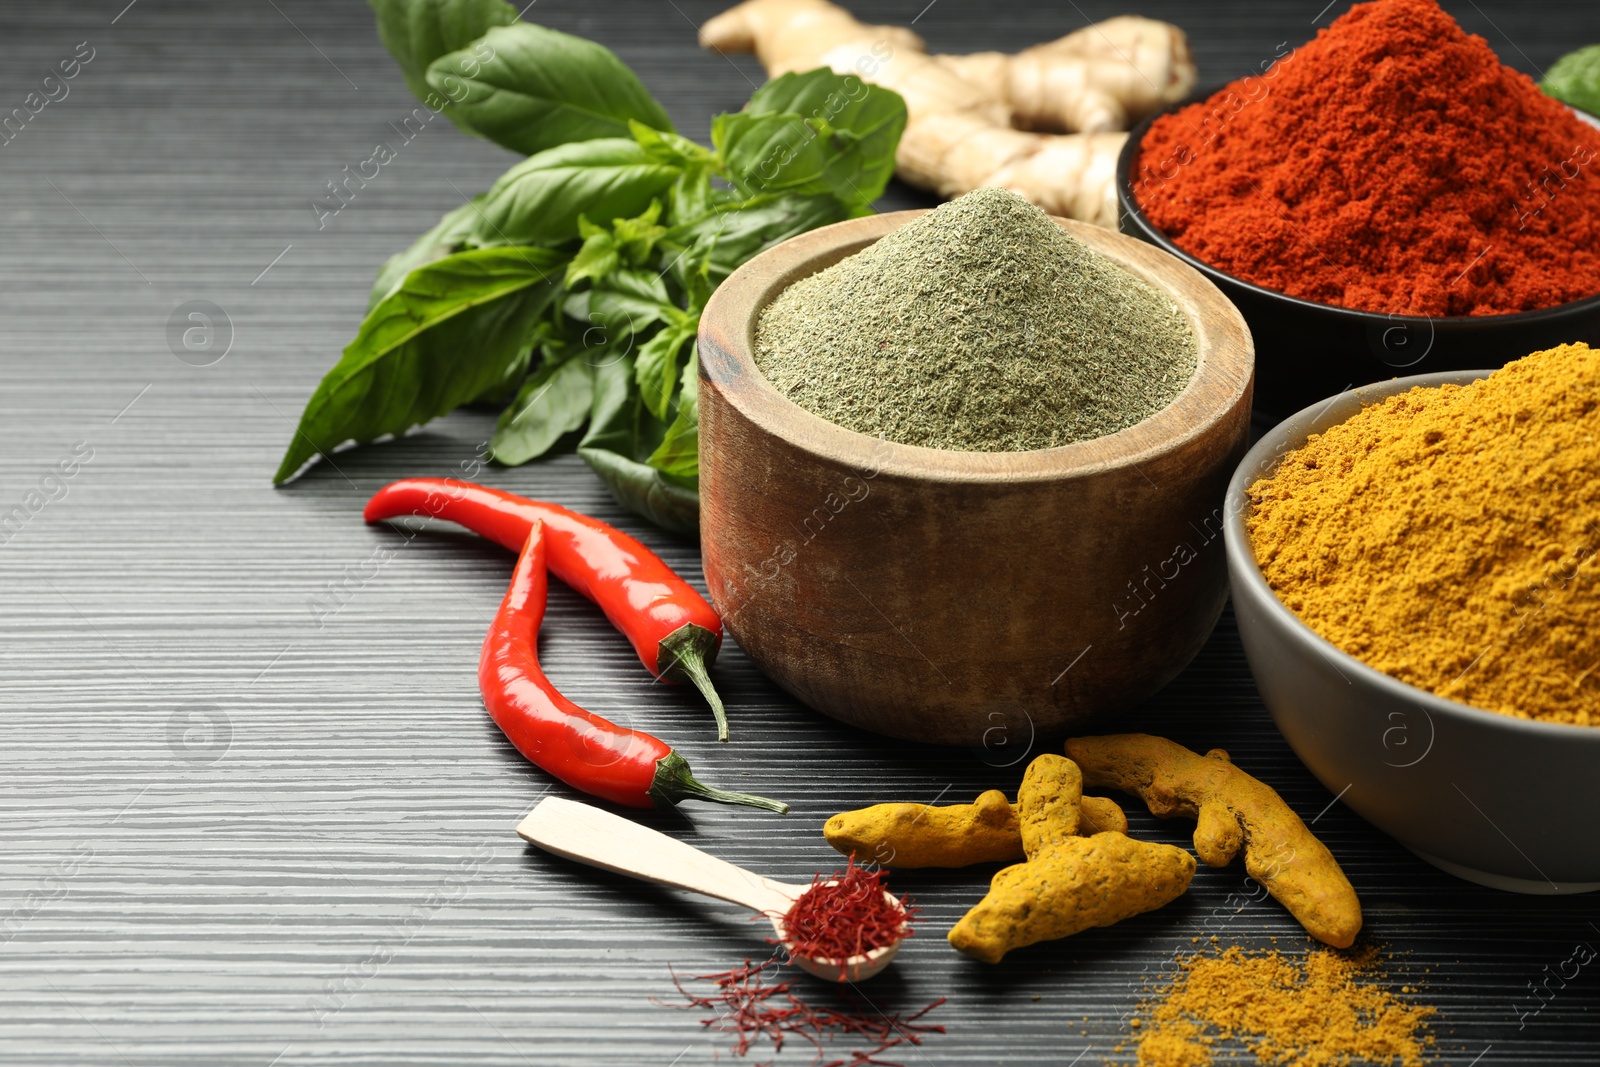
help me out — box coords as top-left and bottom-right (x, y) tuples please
(1130, 944), (1436, 1067)
(1247, 343), (1600, 725)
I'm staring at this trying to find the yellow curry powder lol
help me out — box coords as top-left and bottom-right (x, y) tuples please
(1247, 343), (1600, 725)
(1131, 945), (1435, 1067)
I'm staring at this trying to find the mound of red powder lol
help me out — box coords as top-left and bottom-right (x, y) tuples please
(1133, 0), (1600, 316)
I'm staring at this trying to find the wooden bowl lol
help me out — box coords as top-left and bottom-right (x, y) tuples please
(697, 211), (1254, 746)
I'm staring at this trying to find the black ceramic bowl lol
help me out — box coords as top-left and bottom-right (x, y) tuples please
(1116, 101), (1600, 422)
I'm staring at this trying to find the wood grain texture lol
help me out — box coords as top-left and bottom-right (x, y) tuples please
(698, 211), (1252, 744)
(0, 2), (1597, 1065)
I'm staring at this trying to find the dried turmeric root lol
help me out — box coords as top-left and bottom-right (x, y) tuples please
(950, 833), (1195, 964)
(949, 755), (1194, 964)
(1065, 734), (1363, 949)
(699, 0), (1195, 226)
(823, 788), (1127, 868)
(1079, 795), (1129, 835)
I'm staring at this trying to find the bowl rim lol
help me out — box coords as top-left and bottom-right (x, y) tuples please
(1117, 100), (1600, 326)
(1224, 369), (1600, 740)
(698, 209), (1254, 485)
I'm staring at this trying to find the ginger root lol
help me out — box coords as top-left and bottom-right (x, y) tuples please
(700, 0), (1195, 226)
(932, 19), (1198, 134)
(823, 788), (1127, 869)
(948, 755), (1194, 964)
(1065, 734), (1363, 949)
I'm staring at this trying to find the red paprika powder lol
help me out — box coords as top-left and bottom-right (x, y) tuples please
(1134, 0), (1600, 316)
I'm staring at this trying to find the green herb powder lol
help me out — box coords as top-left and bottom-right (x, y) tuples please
(753, 188), (1198, 452)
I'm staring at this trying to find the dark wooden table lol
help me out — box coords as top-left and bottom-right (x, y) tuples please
(1, 1), (1595, 1063)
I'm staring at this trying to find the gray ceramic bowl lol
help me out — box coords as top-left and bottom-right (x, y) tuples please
(1225, 371), (1600, 894)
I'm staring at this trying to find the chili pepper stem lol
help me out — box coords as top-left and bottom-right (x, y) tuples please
(658, 624), (730, 742)
(649, 752), (789, 814)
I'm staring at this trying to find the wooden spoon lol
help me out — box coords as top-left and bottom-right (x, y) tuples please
(516, 796), (903, 982)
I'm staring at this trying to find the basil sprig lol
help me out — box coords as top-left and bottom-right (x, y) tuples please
(1543, 44), (1600, 118)
(275, 2), (906, 534)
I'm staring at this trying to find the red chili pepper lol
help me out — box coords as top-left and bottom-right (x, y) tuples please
(364, 478), (731, 740)
(483, 521), (786, 813)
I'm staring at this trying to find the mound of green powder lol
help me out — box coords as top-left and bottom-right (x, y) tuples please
(753, 188), (1198, 452)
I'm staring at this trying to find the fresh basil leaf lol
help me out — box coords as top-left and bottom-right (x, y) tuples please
(646, 344), (699, 479)
(1543, 44), (1600, 117)
(667, 192), (849, 285)
(582, 268), (674, 337)
(714, 70), (906, 207)
(562, 269), (674, 358)
(632, 122), (719, 223)
(579, 355), (699, 534)
(274, 246), (565, 484)
(711, 115), (872, 206)
(635, 312), (698, 421)
(630, 120), (715, 168)
(602, 267), (671, 304)
(425, 22), (674, 155)
(481, 314), (569, 407)
(610, 200), (667, 265)
(667, 163), (716, 226)
(564, 201), (667, 288)
(368, 0), (516, 110)
(368, 195), (487, 310)
(491, 354), (594, 464)
(711, 112), (808, 193)
(565, 224), (620, 288)
(471, 139), (680, 246)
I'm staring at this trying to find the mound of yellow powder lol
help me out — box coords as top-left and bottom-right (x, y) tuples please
(1247, 343), (1600, 725)
(1131, 945), (1436, 1067)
